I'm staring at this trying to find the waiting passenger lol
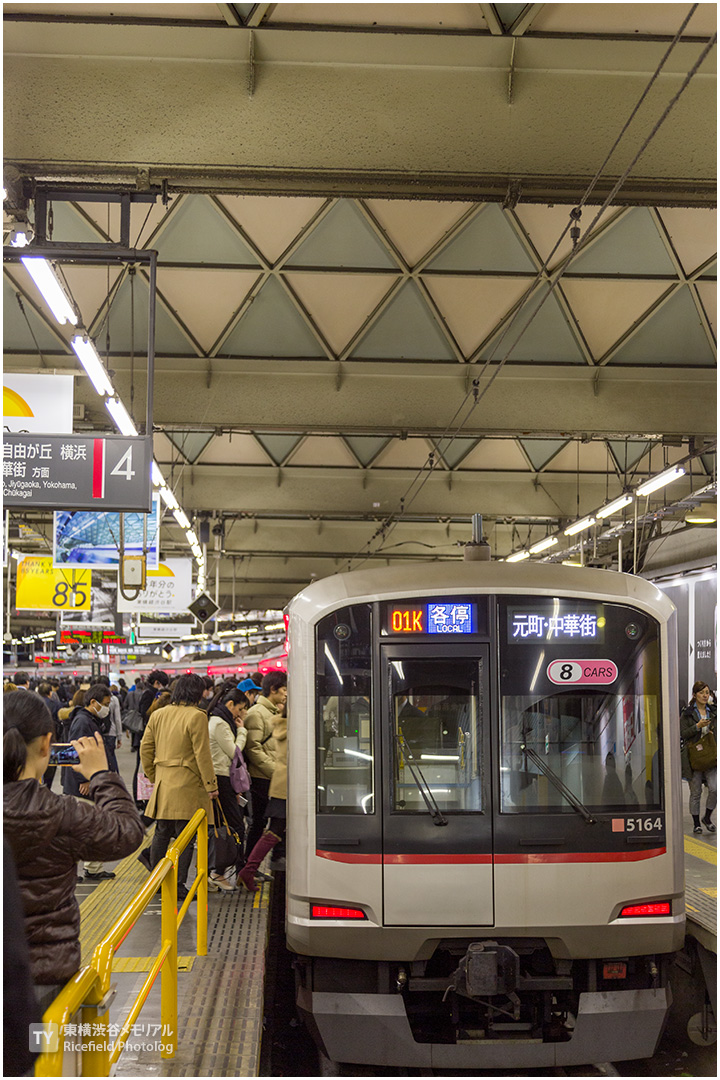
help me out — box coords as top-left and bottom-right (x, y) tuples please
(243, 672), (286, 870)
(239, 698), (287, 893)
(140, 674), (219, 904)
(237, 677), (263, 707)
(3, 693), (143, 1014)
(207, 687), (250, 890)
(680, 681), (716, 834)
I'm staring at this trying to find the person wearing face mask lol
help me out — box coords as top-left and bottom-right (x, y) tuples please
(63, 684), (118, 881)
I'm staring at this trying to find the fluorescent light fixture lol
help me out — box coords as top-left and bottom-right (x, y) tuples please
(173, 508), (190, 530)
(564, 515), (595, 536)
(562, 559), (582, 566)
(70, 335), (114, 397)
(529, 536), (558, 554)
(105, 396), (138, 437)
(685, 503), (717, 525)
(151, 461), (165, 487)
(21, 258), (77, 324)
(596, 493), (633, 519)
(506, 550), (530, 563)
(636, 467), (685, 498)
(159, 485), (179, 511)
(186, 529), (198, 546)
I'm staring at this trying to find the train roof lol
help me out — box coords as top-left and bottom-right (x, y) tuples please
(289, 562), (675, 623)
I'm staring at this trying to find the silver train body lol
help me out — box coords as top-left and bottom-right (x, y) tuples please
(286, 563), (684, 1070)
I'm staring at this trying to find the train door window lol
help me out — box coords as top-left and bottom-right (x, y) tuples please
(391, 657), (483, 813)
(316, 604), (373, 814)
(498, 597), (663, 813)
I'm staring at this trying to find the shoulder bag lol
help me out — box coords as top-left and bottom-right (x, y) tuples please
(212, 800), (243, 870)
(229, 747), (251, 794)
(122, 707), (145, 735)
(687, 730), (717, 772)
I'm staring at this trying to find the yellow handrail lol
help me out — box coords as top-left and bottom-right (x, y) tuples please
(36, 810), (208, 1077)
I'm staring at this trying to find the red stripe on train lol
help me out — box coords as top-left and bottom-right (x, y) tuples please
(316, 847), (666, 865)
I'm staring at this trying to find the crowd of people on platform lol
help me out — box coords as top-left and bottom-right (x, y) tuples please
(3, 664), (288, 1075)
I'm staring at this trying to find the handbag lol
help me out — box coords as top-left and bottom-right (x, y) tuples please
(122, 708), (144, 735)
(212, 800), (242, 869)
(229, 747), (251, 794)
(136, 768), (154, 802)
(687, 730), (717, 772)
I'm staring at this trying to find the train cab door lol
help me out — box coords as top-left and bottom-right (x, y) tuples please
(380, 644), (494, 927)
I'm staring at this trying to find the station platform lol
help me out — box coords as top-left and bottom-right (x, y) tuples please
(68, 744), (271, 1078)
(682, 807), (717, 954)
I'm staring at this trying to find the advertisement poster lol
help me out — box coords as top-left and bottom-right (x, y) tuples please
(3, 373), (74, 434)
(61, 581), (118, 626)
(116, 558), (193, 614)
(137, 614), (194, 640)
(53, 496), (160, 569)
(15, 555), (91, 611)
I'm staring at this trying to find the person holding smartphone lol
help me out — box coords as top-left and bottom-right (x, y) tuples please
(3, 692), (144, 1014)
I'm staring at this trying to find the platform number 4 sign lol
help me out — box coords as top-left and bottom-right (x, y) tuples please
(111, 447), (135, 481)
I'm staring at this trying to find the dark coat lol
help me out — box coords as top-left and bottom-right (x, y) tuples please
(62, 708), (104, 797)
(680, 703), (717, 779)
(3, 772), (144, 985)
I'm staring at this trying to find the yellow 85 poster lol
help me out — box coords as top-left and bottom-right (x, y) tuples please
(15, 556), (91, 611)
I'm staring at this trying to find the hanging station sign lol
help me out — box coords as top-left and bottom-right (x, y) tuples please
(3, 433), (152, 512)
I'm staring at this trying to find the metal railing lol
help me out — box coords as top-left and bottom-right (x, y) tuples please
(36, 811), (208, 1077)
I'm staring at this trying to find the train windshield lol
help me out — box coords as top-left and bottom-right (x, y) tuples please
(315, 604), (374, 814)
(498, 597), (663, 813)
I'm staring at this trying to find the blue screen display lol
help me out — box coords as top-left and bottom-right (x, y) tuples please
(427, 603), (476, 634)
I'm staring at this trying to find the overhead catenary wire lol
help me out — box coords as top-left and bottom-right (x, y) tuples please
(347, 11), (716, 570)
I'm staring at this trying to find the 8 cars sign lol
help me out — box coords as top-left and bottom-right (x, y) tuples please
(547, 659), (618, 685)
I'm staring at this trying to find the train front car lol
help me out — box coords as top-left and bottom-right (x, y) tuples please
(286, 564), (684, 1071)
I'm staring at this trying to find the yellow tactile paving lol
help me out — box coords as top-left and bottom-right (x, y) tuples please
(683, 834), (717, 866)
(79, 837), (154, 966)
(113, 956), (195, 973)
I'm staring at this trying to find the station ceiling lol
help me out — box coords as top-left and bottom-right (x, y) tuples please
(3, 3), (717, 618)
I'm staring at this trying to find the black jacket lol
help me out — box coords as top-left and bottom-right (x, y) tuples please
(3, 772), (144, 984)
(62, 708), (105, 796)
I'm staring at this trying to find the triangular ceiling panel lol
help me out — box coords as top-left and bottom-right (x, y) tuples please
(350, 280), (455, 360)
(152, 431), (176, 462)
(364, 199), (472, 268)
(657, 208), (717, 276)
(267, 4), (488, 29)
(694, 281), (716, 337)
(567, 208), (676, 276)
(255, 434), (303, 464)
(344, 436), (390, 465)
(607, 440), (652, 473)
(477, 283), (586, 363)
(166, 431), (214, 464)
(46, 200), (106, 244)
(514, 204), (616, 270)
(285, 200), (398, 269)
(199, 434), (273, 466)
(427, 204), (537, 273)
(548, 441), (613, 472)
(62, 266), (122, 331)
(287, 436), (358, 467)
(436, 436), (480, 469)
(495, 4), (529, 31)
(217, 276), (325, 358)
(700, 453), (716, 477)
(104, 274), (197, 355)
(76, 199), (169, 247)
(424, 275), (532, 357)
(217, 195), (326, 263)
(610, 286), (715, 366)
(373, 438), (434, 469)
(560, 279), (669, 359)
(155, 196), (261, 265)
(157, 268), (261, 352)
(457, 439), (529, 471)
(700, 261), (716, 279)
(284, 272), (395, 354)
(3, 275), (67, 353)
(518, 438), (569, 472)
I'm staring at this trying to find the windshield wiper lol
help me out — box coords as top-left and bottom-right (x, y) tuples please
(395, 732), (448, 826)
(521, 744), (596, 824)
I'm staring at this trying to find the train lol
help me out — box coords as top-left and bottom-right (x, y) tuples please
(285, 562), (684, 1070)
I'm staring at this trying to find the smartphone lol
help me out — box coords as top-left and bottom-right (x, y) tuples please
(49, 743), (81, 766)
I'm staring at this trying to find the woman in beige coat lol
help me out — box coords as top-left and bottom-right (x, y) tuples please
(140, 674), (218, 902)
(239, 705), (287, 893)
